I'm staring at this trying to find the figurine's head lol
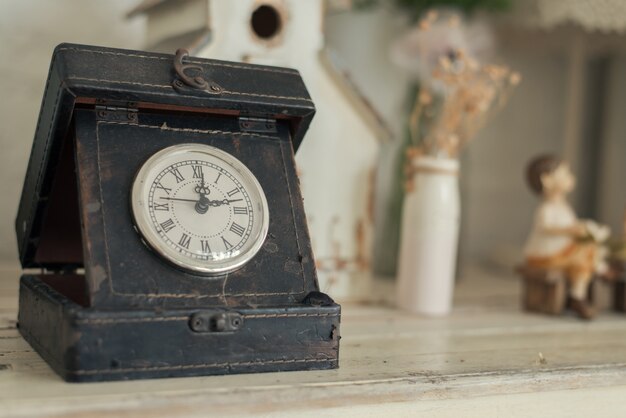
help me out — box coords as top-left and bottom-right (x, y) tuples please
(526, 155), (576, 198)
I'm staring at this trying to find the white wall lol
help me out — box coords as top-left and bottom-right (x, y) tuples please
(461, 46), (568, 268)
(1, 3), (622, 273)
(325, 12), (571, 270)
(325, 8), (410, 138)
(0, 1), (145, 267)
(598, 57), (626, 236)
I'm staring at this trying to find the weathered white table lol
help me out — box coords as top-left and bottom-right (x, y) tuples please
(1, 267), (625, 417)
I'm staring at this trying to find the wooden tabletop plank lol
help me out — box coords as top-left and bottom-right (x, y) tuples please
(1, 268), (625, 417)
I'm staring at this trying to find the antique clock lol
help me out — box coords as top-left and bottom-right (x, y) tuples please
(130, 143), (271, 275)
(15, 44), (340, 382)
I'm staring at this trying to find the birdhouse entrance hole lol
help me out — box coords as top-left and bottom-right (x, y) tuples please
(250, 4), (282, 40)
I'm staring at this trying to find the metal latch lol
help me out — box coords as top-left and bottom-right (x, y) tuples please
(189, 311), (244, 333)
(239, 116), (277, 134)
(172, 48), (222, 95)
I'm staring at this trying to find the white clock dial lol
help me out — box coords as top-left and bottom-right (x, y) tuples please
(131, 144), (269, 275)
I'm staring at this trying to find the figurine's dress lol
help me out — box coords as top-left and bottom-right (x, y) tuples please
(524, 200), (596, 300)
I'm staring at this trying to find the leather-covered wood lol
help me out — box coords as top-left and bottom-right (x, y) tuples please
(19, 275), (340, 382)
(16, 43), (315, 269)
(15, 43), (338, 382)
(73, 109), (317, 308)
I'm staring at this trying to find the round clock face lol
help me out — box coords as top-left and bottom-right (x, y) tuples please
(131, 144), (269, 275)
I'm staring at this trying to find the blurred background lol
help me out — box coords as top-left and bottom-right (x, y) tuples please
(1, 0), (625, 302)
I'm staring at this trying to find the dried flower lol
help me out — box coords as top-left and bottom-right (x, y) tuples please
(391, 8), (494, 86)
(418, 89), (433, 105)
(397, 10), (519, 159)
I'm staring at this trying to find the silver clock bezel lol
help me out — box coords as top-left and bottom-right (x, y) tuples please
(131, 143), (270, 276)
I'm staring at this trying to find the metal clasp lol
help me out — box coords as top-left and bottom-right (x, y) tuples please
(172, 48), (222, 94)
(189, 311), (243, 333)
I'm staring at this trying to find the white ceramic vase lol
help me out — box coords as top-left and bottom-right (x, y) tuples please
(396, 156), (460, 316)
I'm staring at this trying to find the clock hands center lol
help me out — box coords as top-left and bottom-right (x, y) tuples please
(195, 195), (210, 215)
(159, 173), (243, 214)
(194, 172), (211, 214)
(160, 196), (243, 207)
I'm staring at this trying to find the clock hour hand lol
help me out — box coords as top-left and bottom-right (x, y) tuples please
(159, 196), (241, 210)
(208, 198), (243, 207)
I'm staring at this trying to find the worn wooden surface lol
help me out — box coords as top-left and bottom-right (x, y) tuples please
(2, 266), (626, 417)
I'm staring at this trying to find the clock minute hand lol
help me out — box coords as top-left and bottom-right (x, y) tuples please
(199, 171), (207, 196)
(160, 197), (199, 203)
(161, 197), (243, 205)
(194, 171), (210, 197)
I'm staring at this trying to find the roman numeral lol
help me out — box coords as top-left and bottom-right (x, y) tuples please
(159, 218), (176, 233)
(192, 165), (203, 179)
(233, 206), (248, 215)
(170, 168), (184, 183)
(201, 240), (211, 253)
(229, 222), (245, 236)
(153, 203), (169, 211)
(155, 182), (172, 195)
(214, 172), (222, 184)
(227, 188), (240, 197)
(221, 236), (233, 250)
(178, 233), (191, 249)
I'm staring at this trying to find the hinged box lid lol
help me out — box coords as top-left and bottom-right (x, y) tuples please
(16, 43), (315, 271)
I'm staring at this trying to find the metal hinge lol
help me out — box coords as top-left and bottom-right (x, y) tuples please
(95, 100), (138, 124)
(238, 116), (277, 134)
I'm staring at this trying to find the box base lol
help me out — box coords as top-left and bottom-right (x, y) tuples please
(519, 266), (595, 315)
(614, 280), (626, 312)
(18, 275), (340, 382)
(611, 260), (626, 312)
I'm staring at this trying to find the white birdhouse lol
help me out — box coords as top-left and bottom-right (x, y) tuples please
(129, 0), (391, 302)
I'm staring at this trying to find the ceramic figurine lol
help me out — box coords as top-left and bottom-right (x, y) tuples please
(609, 209), (626, 311)
(522, 155), (610, 319)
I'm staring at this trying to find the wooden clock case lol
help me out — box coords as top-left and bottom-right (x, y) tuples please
(15, 43), (340, 382)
